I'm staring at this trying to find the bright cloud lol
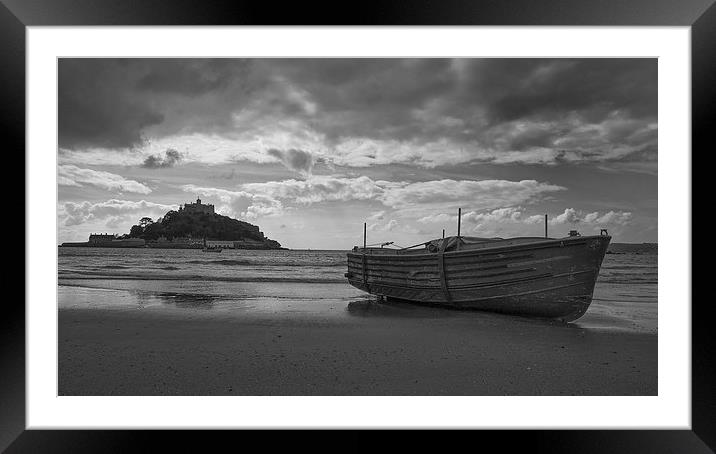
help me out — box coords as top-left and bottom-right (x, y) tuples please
(142, 148), (184, 168)
(582, 210), (633, 225)
(380, 179), (565, 214)
(415, 206), (634, 237)
(417, 213), (454, 224)
(58, 165), (152, 194)
(183, 176), (565, 225)
(551, 207), (581, 224)
(60, 199), (176, 226)
(241, 176), (384, 206)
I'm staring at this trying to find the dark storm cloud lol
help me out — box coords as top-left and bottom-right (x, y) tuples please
(58, 58), (657, 168)
(134, 59), (244, 94)
(142, 148), (183, 168)
(58, 59), (257, 150)
(268, 59), (458, 142)
(468, 59), (657, 124)
(59, 59), (165, 149)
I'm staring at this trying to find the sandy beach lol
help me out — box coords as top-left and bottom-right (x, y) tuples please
(58, 286), (656, 396)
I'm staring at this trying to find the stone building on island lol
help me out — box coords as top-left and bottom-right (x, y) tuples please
(178, 197), (215, 215)
(88, 233), (116, 243)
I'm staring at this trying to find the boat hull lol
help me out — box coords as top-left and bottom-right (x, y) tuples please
(346, 235), (610, 321)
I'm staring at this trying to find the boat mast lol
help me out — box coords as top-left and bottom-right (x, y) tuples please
(362, 222), (368, 289)
(457, 208), (462, 238)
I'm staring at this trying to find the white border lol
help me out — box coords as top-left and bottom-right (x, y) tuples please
(27, 27), (691, 429)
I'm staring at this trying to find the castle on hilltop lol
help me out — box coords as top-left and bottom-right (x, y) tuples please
(178, 197), (215, 215)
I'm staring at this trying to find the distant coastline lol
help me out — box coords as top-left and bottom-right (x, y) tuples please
(58, 241), (655, 254)
(606, 243), (657, 255)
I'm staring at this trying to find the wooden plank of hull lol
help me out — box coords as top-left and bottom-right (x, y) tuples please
(437, 237), (451, 302)
(345, 235), (610, 321)
(347, 275), (596, 321)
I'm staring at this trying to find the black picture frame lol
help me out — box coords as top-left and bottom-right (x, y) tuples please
(4, 0), (708, 451)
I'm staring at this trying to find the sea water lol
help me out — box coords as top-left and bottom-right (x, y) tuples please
(58, 247), (657, 333)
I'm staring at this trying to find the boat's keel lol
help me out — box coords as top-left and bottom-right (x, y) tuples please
(348, 277), (596, 322)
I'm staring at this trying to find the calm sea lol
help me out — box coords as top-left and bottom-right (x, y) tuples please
(58, 248), (657, 333)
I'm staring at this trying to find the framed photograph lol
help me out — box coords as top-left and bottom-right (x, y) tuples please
(7, 0), (708, 450)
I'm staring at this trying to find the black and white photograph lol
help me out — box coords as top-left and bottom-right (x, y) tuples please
(57, 57), (658, 396)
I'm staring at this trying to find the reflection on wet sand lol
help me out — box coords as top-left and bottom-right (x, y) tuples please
(345, 297), (467, 318)
(135, 291), (220, 310)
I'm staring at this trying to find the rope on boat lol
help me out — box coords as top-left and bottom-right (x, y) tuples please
(399, 241), (430, 250)
(363, 241), (409, 249)
(437, 238), (452, 303)
(365, 241), (395, 247)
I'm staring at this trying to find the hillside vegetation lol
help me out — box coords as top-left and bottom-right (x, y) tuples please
(124, 209), (283, 248)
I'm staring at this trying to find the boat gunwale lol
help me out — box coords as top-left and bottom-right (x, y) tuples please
(348, 235), (610, 260)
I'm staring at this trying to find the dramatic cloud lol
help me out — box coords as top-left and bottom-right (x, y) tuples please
(417, 213), (454, 224)
(182, 176), (565, 224)
(241, 176), (384, 206)
(538, 208), (633, 226)
(57, 58), (657, 245)
(368, 219), (404, 233)
(581, 210), (633, 225)
(58, 59), (255, 150)
(60, 199), (176, 226)
(183, 176), (382, 219)
(266, 148), (315, 174)
(59, 60), (162, 149)
(180, 185), (284, 220)
(464, 207), (525, 224)
(420, 207), (536, 227)
(58, 58), (657, 171)
(58, 165), (152, 194)
(415, 206), (634, 237)
(380, 179), (565, 214)
(142, 149), (183, 168)
(551, 207), (582, 224)
(239, 177), (565, 214)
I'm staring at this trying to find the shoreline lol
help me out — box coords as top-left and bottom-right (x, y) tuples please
(59, 286), (657, 396)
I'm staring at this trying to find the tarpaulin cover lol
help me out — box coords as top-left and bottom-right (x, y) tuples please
(424, 236), (503, 253)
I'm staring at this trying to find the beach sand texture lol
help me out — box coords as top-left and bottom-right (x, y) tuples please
(58, 248), (657, 396)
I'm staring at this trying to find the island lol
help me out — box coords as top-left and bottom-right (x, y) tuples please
(60, 197), (285, 250)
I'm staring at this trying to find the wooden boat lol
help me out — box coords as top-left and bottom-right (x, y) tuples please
(345, 218), (611, 321)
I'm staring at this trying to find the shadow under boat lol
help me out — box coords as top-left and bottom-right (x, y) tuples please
(344, 296), (590, 332)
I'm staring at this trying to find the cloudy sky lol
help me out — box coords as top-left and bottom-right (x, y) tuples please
(57, 58), (657, 248)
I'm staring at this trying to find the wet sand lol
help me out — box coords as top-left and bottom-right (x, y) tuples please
(58, 290), (656, 396)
